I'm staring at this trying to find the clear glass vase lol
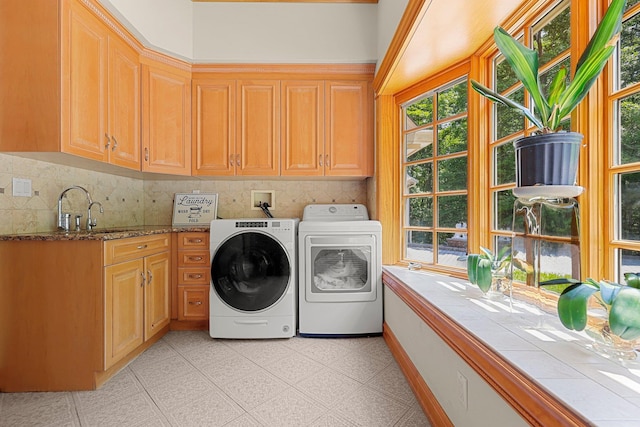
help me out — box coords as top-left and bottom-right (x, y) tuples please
(484, 262), (512, 301)
(586, 318), (639, 362)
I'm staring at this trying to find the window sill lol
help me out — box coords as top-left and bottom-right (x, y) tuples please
(383, 265), (640, 426)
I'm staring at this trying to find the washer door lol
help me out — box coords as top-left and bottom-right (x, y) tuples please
(211, 231), (291, 312)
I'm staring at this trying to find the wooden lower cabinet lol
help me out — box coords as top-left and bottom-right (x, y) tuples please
(172, 232), (210, 330)
(0, 234), (170, 392)
(104, 235), (170, 369)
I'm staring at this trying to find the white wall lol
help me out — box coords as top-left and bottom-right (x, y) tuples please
(377, 0), (410, 69)
(98, 0), (194, 59)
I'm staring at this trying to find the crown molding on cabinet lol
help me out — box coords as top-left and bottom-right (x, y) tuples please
(192, 1), (378, 3)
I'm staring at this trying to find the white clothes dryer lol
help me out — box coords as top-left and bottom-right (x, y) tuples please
(298, 204), (382, 337)
(209, 219), (298, 339)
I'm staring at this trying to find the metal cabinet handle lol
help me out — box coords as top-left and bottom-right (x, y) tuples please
(236, 154), (241, 166)
(229, 154), (234, 166)
(325, 154), (330, 167)
(145, 147), (149, 161)
(105, 133), (111, 149)
(140, 272), (146, 287)
(189, 301), (203, 306)
(188, 238), (202, 244)
(137, 244), (148, 250)
(112, 136), (118, 151)
(188, 256), (203, 261)
(319, 155), (323, 167)
(188, 274), (203, 279)
(147, 270), (153, 285)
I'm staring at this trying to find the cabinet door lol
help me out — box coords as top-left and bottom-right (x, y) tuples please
(61, 0), (108, 161)
(142, 64), (191, 175)
(325, 81), (373, 177)
(107, 35), (140, 170)
(192, 80), (236, 176)
(281, 81), (324, 176)
(104, 259), (144, 369)
(144, 251), (170, 340)
(237, 80), (280, 176)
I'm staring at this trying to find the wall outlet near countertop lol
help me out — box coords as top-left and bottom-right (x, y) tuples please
(12, 178), (32, 197)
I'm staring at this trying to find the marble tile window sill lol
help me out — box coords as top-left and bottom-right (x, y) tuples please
(383, 265), (640, 426)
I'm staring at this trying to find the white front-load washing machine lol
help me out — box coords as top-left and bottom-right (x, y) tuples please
(209, 219), (298, 339)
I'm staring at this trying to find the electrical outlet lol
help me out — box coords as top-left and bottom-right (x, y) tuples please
(457, 371), (468, 410)
(12, 177), (32, 197)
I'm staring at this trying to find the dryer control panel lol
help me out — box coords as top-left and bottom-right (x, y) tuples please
(302, 204), (369, 222)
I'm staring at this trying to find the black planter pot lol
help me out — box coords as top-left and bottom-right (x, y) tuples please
(514, 132), (583, 187)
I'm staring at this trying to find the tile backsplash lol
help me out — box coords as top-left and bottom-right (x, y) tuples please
(0, 153), (369, 234)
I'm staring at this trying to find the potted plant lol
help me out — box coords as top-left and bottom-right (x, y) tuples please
(467, 246), (513, 300)
(471, 0), (626, 196)
(541, 273), (640, 359)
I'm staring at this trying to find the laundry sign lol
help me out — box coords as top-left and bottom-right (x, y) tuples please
(172, 193), (218, 227)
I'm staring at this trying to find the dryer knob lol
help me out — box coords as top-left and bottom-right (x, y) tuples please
(329, 206), (337, 213)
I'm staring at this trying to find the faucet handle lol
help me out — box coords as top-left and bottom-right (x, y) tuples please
(74, 214), (83, 232)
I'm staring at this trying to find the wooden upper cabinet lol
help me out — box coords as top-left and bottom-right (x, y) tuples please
(281, 81), (324, 176)
(192, 79), (236, 176)
(107, 37), (141, 170)
(237, 80), (280, 176)
(61, 0), (108, 161)
(142, 62), (192, 175)
(325, 80), (373, 176)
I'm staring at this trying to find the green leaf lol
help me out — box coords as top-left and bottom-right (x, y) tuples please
(598, 280), (623, 305)
(575, 0), (625, 72)
(479, 246), (494, 262)
(470, 80), (544, 129)
(624, 273), (640, 289)
(609, 287), (640, 340)
(467, 254), (480, 284)
(493, 27), (549, 125)
(547, 66), (567, 107)
(556, 283), (599, 331)
(476, 259), (492, 293)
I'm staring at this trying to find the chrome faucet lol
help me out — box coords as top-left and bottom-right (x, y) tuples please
(87, 201), (104, 231)
(57, 185), (93, 232)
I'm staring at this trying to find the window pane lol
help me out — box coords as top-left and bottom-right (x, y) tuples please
(628, 0), (640, 10)
(532, 7), (570, 67)
(620, 11), (640, 88)
(406, 128), (433, 162)
(408, 197), (433, 227)
(437, 81), (467, 120)
(406, 231), (433, 263)
(617, 93), (640, 165)
(495, 141), (515, 185)
(539, 241), (577, 280)
(496, 55), (519, 93)
(539, 199), (579, 237)
(405, 97), (433, 128)
(406, 163), (433, 194)
(438, 157), (467, 191)
(620, 171), (640, 241)
(620, 249), (640, 282)
(494, 189), (516, 231)
(438, 118), (468, 155)
(496, 87), (525, 139)
(437, 232), (467, 268)
(438, 195), (468, 228)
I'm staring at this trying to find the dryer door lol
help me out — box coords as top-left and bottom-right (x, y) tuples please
(302, 234), (378, 302)
(211, 231), (291, 312)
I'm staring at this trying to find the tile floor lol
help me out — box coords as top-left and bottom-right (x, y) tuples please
(0, 331), (430, 426)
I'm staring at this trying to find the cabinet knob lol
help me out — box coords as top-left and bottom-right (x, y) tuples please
(189, 301), (203, 305)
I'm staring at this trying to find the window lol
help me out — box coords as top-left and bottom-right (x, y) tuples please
(401, 78), (468, 270)
(609, 0), (640, 282)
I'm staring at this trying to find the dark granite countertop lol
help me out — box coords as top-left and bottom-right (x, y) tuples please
(0, 226), (210, 241)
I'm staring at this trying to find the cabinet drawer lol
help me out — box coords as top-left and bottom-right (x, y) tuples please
(179, 250), (209, 266)
(104, 234), (170, 265)
(178, 267), (209, 284)
(178, 286), (209, 320)
(177, 233), (209, 250)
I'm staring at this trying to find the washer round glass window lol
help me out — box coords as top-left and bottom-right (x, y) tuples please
(211, 232), (291, 311)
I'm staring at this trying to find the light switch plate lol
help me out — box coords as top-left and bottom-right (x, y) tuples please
(12, 178), (32, 197)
